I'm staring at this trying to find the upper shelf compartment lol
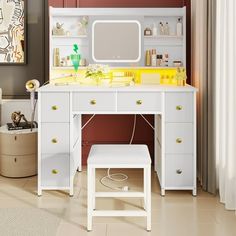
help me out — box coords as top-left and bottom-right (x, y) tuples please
(49, 7), (186, 77)
(52, 35), (88, 39)
(51, 15), (89, 38)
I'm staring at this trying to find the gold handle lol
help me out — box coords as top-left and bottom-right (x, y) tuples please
(52, 169), (58, 174)
(176, 138), (182, 144)
(176, 105), (183, 111)
(51, 138), (58, 144)
(136, 100), (142, 105)
(90, 100), (96, 105)
(52, 105), (58, 110)
(176, 169), (182, 174)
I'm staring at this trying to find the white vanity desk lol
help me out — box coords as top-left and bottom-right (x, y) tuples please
(37, 84), (197, 196)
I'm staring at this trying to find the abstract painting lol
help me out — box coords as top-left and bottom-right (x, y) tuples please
(0, 0), (26, 64)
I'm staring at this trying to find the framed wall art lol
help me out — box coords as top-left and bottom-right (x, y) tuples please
(0, 0), (26, 64)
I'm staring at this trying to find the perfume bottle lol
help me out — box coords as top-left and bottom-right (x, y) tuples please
(164, 22), (170, 35)
(163, 53), (169, 67)
(151, 49), (157, 67)
(145, 50), (151, 66)
(152, 23), (157, 37)
(53, 48), (60, 67)
(159, 22), (164, 35)
(144, 27), (152, 36)
(176, 18), (182, 36)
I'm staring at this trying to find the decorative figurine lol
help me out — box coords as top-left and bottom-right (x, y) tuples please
(11, 111), (28, 127)
(78, 16), (88, 35)
(175, 67), (187, 86)
(52, 22), (65, 35)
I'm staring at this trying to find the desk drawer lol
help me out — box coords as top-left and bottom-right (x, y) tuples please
(165, 154), (193, 188)
(41, 123), (69, 154)
(165, 123), (193, 154)
(73, 92), (116, 112)
(0, 132), (37, 156)
(117, 92), (162, 112)
(165, 93), (193, 122)
(41, 92), (70, 122)
(41, 154), (69, 187)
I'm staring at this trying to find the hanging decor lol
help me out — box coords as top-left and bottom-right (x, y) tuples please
(0, 0), (26, 64)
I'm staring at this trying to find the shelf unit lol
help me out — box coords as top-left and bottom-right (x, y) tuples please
(52, 35), (88, 39)
(49, 7), (186, 80)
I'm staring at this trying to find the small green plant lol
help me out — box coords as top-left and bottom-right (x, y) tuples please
(70, 44), (80, 72)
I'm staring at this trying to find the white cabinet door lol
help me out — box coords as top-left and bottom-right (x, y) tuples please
(41, 123), (69, 154)
(165, 92), (193, 122)
(41, 92), (70, 122)
(41, 154), (70, 187)
(117, 92), (162, 112)
(73, 92), (116, 112)
(165, 123), (193, 154)
(165, 154), (193, 188)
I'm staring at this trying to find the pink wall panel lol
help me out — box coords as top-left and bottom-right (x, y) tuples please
(78, 0), (184, 7)
(48, 0), (64, 7)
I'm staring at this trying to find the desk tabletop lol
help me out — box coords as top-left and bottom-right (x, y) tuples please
(38, 84), (197, 92)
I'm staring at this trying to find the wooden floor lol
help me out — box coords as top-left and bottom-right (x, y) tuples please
(0, 168), (235, 236)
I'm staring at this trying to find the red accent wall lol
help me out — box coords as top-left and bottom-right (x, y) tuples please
(47, 0), (191, 165)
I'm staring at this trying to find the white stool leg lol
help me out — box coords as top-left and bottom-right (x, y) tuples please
(93, 168), (96, 210)
(145, 165), (151, 231)
(143, 168), (147, 210)
(87, 165), (93, 231)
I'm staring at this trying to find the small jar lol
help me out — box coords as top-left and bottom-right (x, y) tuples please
(144, 27), (152, 36)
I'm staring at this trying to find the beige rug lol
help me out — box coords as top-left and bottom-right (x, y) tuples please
(0, 208), (61, 236)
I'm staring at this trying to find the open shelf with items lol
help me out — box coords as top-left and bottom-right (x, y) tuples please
(143, 11), (186, 68)
(49, 7), (186, 80)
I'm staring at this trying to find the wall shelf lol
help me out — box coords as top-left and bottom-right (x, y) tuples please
(144, 35), (183, 39)
(52, 35), (88, 39)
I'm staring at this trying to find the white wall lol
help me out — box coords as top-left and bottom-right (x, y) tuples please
(1, 99), (38, 126)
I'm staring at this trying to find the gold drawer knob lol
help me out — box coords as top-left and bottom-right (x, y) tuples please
(176, 138), (182, 144)
(51, 138), (58, 144)
(176, 169), (182, 175)
(52, 105), (58, 110)
(136, 100), (142, 105)
(90, 100), (96, 105)
(52, 169), (58, 174)
(176, 105), (183, 111)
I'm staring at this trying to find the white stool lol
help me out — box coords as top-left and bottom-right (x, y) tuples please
(87, 144), (151, 231)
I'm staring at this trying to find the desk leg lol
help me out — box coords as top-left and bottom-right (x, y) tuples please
(38, 188), (42, 196)
(161, 188), (165, 196)
(69, 175), (74, 197)
(154, 115), (158, 173)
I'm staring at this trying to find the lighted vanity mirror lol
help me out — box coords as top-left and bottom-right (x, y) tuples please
(92, 20), (141, 63)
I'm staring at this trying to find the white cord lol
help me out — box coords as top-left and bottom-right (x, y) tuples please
(100, 168), (129, 191)
(81, 114), (96, 130)
(129, 114), (137, 144)
(140, 114), (155, 130)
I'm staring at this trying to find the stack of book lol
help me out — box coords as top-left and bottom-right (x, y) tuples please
(7, 122), (37, 131)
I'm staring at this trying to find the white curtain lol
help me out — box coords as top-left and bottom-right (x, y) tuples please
(192, 0), (236, 211)
(215, 0), (236, 210)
